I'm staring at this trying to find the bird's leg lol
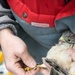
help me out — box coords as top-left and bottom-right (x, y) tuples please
(24, 64), (47, 71)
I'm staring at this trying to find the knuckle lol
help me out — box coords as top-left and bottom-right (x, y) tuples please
(20, 45), (27, 54)
(20, 49), (25, 55)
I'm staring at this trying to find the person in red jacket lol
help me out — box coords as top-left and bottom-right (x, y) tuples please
(0, 0), (75, 75)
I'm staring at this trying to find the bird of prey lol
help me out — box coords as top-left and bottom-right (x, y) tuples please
(42, 30), (75, 75)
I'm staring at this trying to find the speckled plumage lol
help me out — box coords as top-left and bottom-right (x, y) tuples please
(61, 30), (75, 44)
(43, 30), (75, 75)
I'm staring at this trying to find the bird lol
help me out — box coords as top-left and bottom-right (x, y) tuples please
(59, 30), (75, 47)
(24, 30), (75, 75)
(42, 30), (75, 75)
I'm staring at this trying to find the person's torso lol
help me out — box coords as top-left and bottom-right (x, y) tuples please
(7, 0), (66, 27)
(7, 0), (75, 49)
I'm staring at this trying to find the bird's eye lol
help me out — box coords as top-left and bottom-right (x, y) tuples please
(67, 39), (70, 42)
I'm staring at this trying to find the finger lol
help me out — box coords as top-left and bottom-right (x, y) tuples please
(39, 68), (50, 75)
(26, 68), (39, 75)
(67, 49), (75, 61)
(6, 56), (26, 75)
(71, 51), (75, 62)
(11, 62), (26, 75)
(30, 68), (39, 75)
(19, 50), (36, 68)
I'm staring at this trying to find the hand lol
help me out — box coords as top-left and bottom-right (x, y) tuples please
(39, 60), (51, 75)
(0, 29), (39, 75)
(67, 49), (75, 62)
(39, 68), (50, 75)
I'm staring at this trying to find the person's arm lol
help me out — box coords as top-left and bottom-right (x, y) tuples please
(0, 1), (52, 75)
(0, 28), (37, 75)
(0, 2), (38, 75)
(0, 3), (17, 35)
(0, 1), (17, 48)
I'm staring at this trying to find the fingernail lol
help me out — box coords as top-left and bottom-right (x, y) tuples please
(30, 61), (36, 67)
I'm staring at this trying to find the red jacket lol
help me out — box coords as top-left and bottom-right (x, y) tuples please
(7, 0), (75, 27)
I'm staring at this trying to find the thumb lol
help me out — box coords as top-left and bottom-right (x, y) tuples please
(20, 50), (36, 68)
(67, 49), (75, 62)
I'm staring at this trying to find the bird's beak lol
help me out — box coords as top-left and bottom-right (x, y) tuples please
(59, 36), (65, 42)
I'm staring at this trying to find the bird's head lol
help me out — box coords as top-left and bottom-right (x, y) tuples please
(59, 30), (75, 44)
